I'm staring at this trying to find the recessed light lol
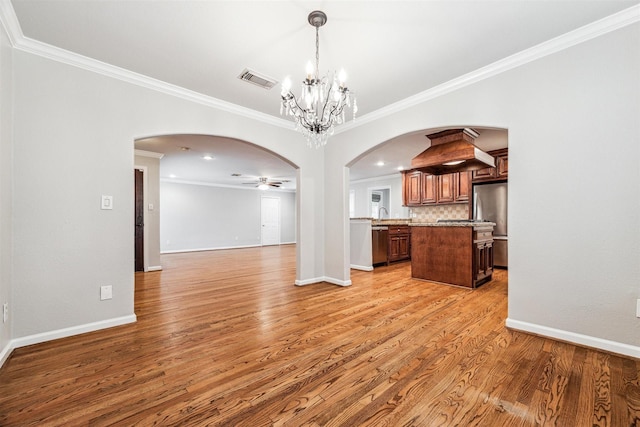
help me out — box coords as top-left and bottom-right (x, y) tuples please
(169, 174), (177, 178)
(202, 155), (213, 160)
(376, 161), (385, 166)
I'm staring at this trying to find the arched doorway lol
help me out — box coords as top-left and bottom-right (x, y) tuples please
(346, 126), (508, 277)
(133, 134), (298, 274)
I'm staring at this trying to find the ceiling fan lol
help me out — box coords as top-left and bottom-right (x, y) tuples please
(241, 176), (289, 189)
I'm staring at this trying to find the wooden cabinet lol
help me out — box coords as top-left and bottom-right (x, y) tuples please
(472, 148), (508, 183)
(421, 173), (437, 204)
(402, 171), (471, 206)
(411, 224), (494, 288)
(455, 172), (471, 202)
(388, 225), (411, 262)
(473, 228), (494, 286)
(437, 174), (455, 204)
(403, 171), (422, 205)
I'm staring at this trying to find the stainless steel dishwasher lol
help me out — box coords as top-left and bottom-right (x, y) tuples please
(371, 226), (389, 266)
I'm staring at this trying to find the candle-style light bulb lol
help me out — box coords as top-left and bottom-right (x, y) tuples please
(306, 61), (314, 81)
(338, 68), (347, 87)
(281, 76), (292, 96)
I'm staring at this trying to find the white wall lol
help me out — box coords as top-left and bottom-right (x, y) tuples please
(349, 174), (409, 219)
(160, 181), (296, 252)
(326, 23), (640, 355)
(9, 48), (324, 343)
(0, 21), (13, 362)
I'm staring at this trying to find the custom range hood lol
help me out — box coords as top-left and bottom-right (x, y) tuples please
(411, 128), (495, 175)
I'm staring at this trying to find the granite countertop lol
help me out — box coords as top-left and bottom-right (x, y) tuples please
(372, 219), (411, 225)
(410, 221), (496, 227)
(350, 218), (412, 225)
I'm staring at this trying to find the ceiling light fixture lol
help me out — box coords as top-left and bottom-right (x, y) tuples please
(202, 155), (213, 160)
(280, 10), (357, 148)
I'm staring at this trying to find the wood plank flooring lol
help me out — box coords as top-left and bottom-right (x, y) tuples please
(1, 245), (638, 426)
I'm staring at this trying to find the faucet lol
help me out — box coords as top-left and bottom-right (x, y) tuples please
(378, 206), (389, 219)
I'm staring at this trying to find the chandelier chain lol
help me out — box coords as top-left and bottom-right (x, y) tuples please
(315, 25), (320, 81)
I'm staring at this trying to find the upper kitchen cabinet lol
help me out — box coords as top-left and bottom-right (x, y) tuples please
(402, 171), (471, 206)
(421, 173), (437, 204)
(402, 170), (422, 206)
(472, 148), (509, 182)
(455, 172), (471, 203)
(437, 173), (456, 204)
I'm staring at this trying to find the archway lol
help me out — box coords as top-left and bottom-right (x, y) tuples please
(346, 126), (508, 276)
(133, 133), (299, 276)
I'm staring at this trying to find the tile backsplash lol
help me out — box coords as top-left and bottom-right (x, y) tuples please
(410, 204), (470, 223)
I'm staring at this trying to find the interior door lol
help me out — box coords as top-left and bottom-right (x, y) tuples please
(134, 169), (144, 271)
(261, 196), (281, 246)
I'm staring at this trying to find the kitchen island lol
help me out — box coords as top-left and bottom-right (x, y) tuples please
(410, 221), (495, 288)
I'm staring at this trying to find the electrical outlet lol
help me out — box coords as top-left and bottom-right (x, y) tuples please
(3, 302), (7, 323)
(637, 299), (640, 318)
(100, 285), (113, 301)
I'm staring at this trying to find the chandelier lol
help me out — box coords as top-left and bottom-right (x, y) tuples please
(280, 10), (357, 148)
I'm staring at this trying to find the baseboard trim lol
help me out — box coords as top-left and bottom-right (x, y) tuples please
(295, 276), (352, 287)
(0, 340), (13, 368)
(146, 265), (162, 272)
(505, 318), (640, 359)
(350, 264), (374, 271)
(0, 314), (138, 369)
(162, 244), (261, 254)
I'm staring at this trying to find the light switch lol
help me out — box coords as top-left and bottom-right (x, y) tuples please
(101, 195), (113, 210)
(100, 285), (112, 300)
(148, 203), (154, 211)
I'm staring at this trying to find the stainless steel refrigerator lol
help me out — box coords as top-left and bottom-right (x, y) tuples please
(473, 182), (508, 268)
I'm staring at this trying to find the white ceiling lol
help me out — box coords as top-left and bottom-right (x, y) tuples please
(10, 0), (638, 186)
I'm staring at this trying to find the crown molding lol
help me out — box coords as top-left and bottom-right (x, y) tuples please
(0, 0), (295, 132)
(1, 1), (638, 136)
(336, 4), (640, 134)
(134, 149), (164, 159)
(0, 0), (20, 45)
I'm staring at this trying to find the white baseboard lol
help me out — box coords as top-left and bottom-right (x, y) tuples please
(146, 265), (162, 272)
(162, 244), (260, 254)
(0, 314), (137, 368)
(506, 318), (640, 359)
(295, 276), (352, 287)
(0, 340), (13, 368)
(350, 264), (374, 271)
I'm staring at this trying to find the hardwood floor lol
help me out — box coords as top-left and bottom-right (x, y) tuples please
(1, 245), (638, 426)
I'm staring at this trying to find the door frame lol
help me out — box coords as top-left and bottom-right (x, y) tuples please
(134, 165), (149, 272)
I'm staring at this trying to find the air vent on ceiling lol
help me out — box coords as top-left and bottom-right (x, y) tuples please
(238, 68), (278, 90)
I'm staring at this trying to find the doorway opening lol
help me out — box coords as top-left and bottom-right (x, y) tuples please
(369, 187), (390, 219)
(134, 168), (144, 272)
